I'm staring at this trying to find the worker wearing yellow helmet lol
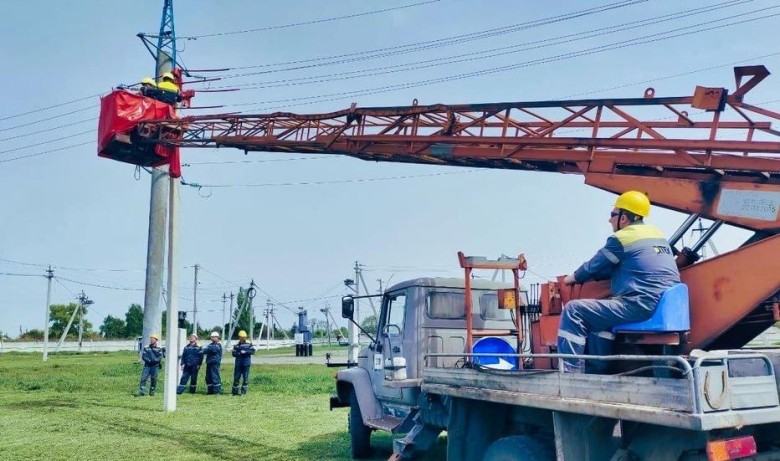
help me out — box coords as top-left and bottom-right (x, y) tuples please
(231, 330), (256, 395)
(155, 71), (182, 105)
(138, 333), (165, 396)
(556, 190), (680, 373)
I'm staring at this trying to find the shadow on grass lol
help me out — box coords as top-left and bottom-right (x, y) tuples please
(0, 397), (78, 410)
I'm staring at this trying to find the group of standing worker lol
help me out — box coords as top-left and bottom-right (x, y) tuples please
(137, 329), (256, 396)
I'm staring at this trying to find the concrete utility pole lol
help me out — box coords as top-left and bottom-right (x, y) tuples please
(225, 292), (234, 347)
(343, 261), (363, 364)
(221, 292), (227, 336)
(356, 265), (377, 316)
(320, 307), (332, 346)
(142, 0), (177, 360)
(78, 292), (93, 353)
(192, 264), (199, 336)
(266, 299), (273, 350)
(42, 266), (53, 361)
(163, 162), (181, 413)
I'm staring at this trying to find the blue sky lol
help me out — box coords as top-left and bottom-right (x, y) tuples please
(1, 0), (778, 338)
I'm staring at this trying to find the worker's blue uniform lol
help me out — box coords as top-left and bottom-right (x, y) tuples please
(177, 342), (204, 394)
(231, 340), (256, 395)
(138, 343), (165, 396)
(557, 221), (680, 372)
(203, 341), (223, 395)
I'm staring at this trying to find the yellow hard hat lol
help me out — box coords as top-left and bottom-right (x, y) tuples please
(150, 333), (159, 340)
(161, 72), (175, 81)
(238, 330), (248, 338)
(141, 77), (156, 87)
(614, 191), (651, 217)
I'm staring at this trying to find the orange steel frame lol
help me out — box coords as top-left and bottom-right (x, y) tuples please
(147, 65), (780, 353)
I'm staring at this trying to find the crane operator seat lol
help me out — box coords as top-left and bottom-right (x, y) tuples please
(612, 283), (691, 345)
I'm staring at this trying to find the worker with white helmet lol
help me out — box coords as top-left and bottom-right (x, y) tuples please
(177, 334), (204, 395)
(138, 333), (165, 396)
(557, 191), (681, 373)
(231, 330), (256, 396)
(203, 331), (223, 395)
(139, 77), (157, 96)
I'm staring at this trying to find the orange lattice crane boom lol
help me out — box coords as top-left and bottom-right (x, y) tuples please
(129, 65), (780, 352)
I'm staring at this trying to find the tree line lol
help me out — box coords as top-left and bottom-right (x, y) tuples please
(15, 294), (349, 342)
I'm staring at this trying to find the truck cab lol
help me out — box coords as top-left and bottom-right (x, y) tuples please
(331, 277), (522, 458)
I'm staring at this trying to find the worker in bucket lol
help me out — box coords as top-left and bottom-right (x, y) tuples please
(138, 77), (157, 96)
(203, 331), (224, 395)
(138, 333), (165, 396)
(556, 191), (680, 373)
(231, 330), (256, 395)
(156, 71), (182, 105)
(177, 334), (204, 394)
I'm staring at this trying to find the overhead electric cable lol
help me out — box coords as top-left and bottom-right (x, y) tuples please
(0, 106), (96, 133)
(0, 94), (101, 122)
(189, 0), (442, 38)
(230, 10), (780, 111)
(0, 129), (94, 155)
(0, 140), (92, 164)
(182, 168), (481, 189)
(55, 275), (144, 292)
(224, 0), (646, 72)
(219, 0), (749, 90)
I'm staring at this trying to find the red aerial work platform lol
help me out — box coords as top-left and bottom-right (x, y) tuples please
(97, 89), (182, 176)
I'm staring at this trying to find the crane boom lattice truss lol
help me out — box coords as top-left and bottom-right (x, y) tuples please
(137, 65), (780, 351)
(147, 66), (780, 232)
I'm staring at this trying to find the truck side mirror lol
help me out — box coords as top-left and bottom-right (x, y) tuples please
(342, 296), (355, 319)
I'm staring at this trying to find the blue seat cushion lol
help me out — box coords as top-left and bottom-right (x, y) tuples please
(613, 283), (690, 333)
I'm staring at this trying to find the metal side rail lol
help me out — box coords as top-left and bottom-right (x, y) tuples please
(421, 351), (780, 431)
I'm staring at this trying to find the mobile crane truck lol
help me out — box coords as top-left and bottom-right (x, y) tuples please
(326, 67), (780, 461)
(98, 65), (780, 460)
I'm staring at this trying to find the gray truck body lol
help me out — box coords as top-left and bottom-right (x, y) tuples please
(331, 277), (780, 460)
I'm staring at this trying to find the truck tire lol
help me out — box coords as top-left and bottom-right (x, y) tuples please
(482, 435), (555, 461)
(348, 389), (372, 458)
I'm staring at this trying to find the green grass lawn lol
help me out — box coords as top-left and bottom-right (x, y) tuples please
(0, 351), (446, 461)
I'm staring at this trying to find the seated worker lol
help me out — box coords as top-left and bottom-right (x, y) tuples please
(156, 72), (182, 105)
(556, 191), (680, 373)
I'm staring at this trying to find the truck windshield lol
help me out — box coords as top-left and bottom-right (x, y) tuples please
(426, 290), (510, 321)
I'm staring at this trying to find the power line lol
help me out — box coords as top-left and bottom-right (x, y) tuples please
(230, 9), (780, 112)
(0, 0), (642, 122)
(0, 105), (96, 133)
(184, 155), (336, 166)
(0, 94), (101, 122)
(182, 168), (481, 189)
(0, 140), (92, 164)
(188, 0), (442, 39)
(53, 276), (144, 292)
(0, 129), (94, 156)
(217, 0), (751, 91)
(223, 0), (646, 72)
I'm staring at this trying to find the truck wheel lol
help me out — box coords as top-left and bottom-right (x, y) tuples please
(482, 435), (555, 461)
(348, 389), (372, 458)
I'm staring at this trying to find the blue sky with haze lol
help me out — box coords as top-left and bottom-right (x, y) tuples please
(1, 0), (778, 337)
